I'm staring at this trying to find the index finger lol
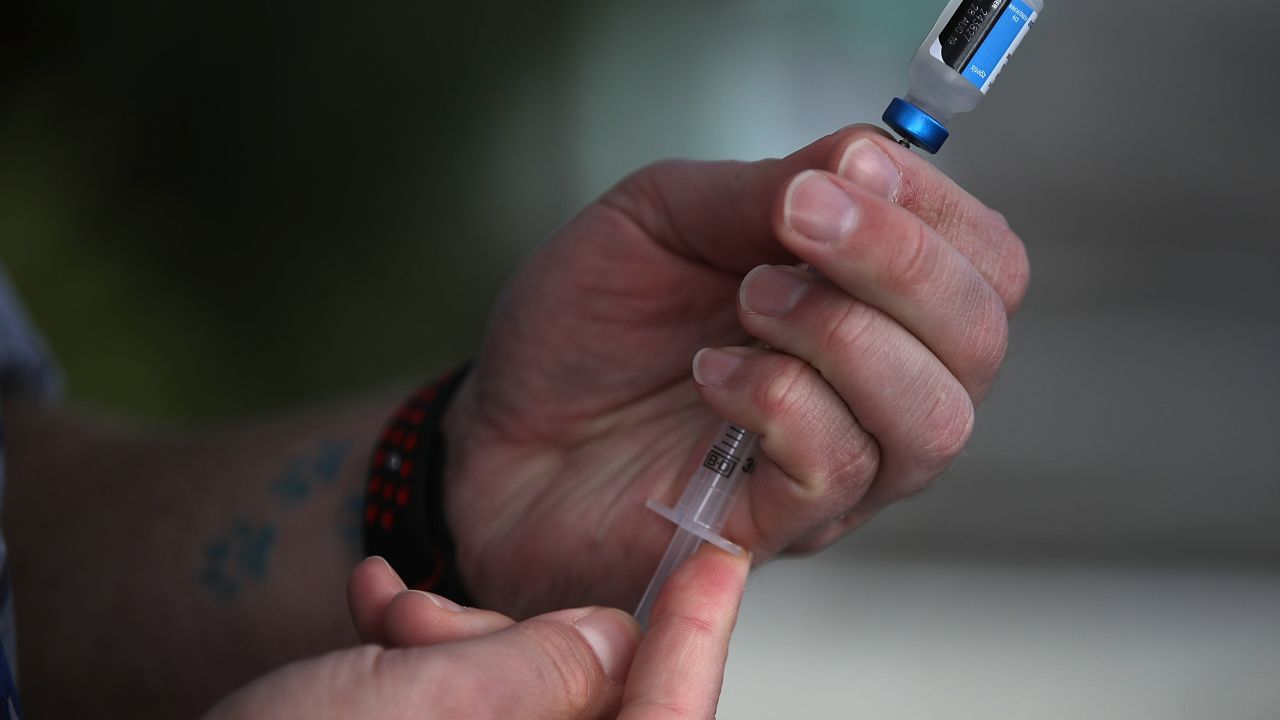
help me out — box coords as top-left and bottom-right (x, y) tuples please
(618, 545), (751, 720)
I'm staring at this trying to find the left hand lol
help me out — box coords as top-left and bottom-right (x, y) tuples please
(444, 125), (1029, 617)
(204, 550), (748, 720)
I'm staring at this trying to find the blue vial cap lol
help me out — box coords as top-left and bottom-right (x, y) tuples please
(882, 98), (949, 154)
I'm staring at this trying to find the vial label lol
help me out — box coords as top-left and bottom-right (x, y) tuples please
(931, 0), (1037, 94)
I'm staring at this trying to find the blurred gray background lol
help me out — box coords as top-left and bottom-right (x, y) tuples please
(3, 0), (1279, 716)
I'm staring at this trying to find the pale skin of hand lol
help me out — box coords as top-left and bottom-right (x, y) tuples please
(204, 547), (750, 720)
(445, 124), (1029, 618)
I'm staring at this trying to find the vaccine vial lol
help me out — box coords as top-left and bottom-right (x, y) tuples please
(883, 0), (1043, 153)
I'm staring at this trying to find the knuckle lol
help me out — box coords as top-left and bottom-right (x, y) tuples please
(996, 225), (1032, 314)
(928, 185), (973, 239)
(728, 158), (764, 201)
(821, 428), (881, 506)
(757, 360), (812, 422)
(915, 387), (975, 476)
(787, 507), (872, 556)
(607, 161), (661, 209)
(624, 158), (685, 191)
(785, 536), (832, 558)
(884, 222), (939, 296)
(820, 300), (880, 364)
(600, 159), (685, 232)
(963, 294), (1011, 391)
(987, 207), (1014, 237)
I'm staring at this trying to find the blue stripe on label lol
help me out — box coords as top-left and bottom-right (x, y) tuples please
(962, 0), (1033, 90)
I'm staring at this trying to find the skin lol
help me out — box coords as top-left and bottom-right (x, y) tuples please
(4, 124), (1028, 717)
(204, 547), (750, 719)
(3, 395), (400, 717)
(444, 124), (1029, 617)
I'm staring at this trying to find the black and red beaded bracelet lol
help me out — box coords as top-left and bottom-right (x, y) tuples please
(363, 364), (474, 605)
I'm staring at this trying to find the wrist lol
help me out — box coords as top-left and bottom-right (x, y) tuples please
(362, 365), (473, 603)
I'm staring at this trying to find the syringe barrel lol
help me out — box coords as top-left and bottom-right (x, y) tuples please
(674, 423), (757, 534)
(634, 421), (758, 628)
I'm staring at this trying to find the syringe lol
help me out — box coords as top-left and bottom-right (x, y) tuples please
(634, 421), (758, 628)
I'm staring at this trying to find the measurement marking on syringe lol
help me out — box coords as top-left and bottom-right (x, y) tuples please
(637, 421), (761, 626)
(718, 428), (746, 451)
(715, 440), (740, 453)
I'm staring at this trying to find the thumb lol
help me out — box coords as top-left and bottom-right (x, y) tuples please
(436, 606), (642, 720)
(205, 608), (640, 720)
(603, 123), (892, 274)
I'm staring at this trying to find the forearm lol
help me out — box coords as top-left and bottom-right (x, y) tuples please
(3, 392), (402, 719)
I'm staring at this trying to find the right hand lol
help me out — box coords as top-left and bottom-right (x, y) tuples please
(203, 547), (749, 719)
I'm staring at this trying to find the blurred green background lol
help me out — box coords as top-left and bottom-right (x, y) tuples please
(2, 1), (578, 420)
(0, 0), (924, 422)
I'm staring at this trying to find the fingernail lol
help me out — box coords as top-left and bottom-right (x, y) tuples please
(740, 265), (808, 317)
(693, 348), (743, 388)
(575, 610), (636, 683)
(783, 170), (859, 245)
(422, 591), (467, 613)
(837, 139), (900, 201)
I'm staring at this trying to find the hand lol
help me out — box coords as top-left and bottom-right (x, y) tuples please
(203, 550), (748, 720)
(445, 125), (1029, 617)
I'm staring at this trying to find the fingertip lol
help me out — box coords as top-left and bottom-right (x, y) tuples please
(692, 348), (742, 389)
(450, 606), (638, 719)
(832, 128), (914, 164)
(686, 543), (752, 597)
(836, 138), (903, 202)
(648, 543), (751, 634)
(617, 545), (750, 720)
(692, 346), (762, 389)
(573, 608), (643, 684)
(824, 123), (896, 153)
(375, 556), (404, 584)
(347, 556), (408, 644)
(349, 557), (408, 606)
